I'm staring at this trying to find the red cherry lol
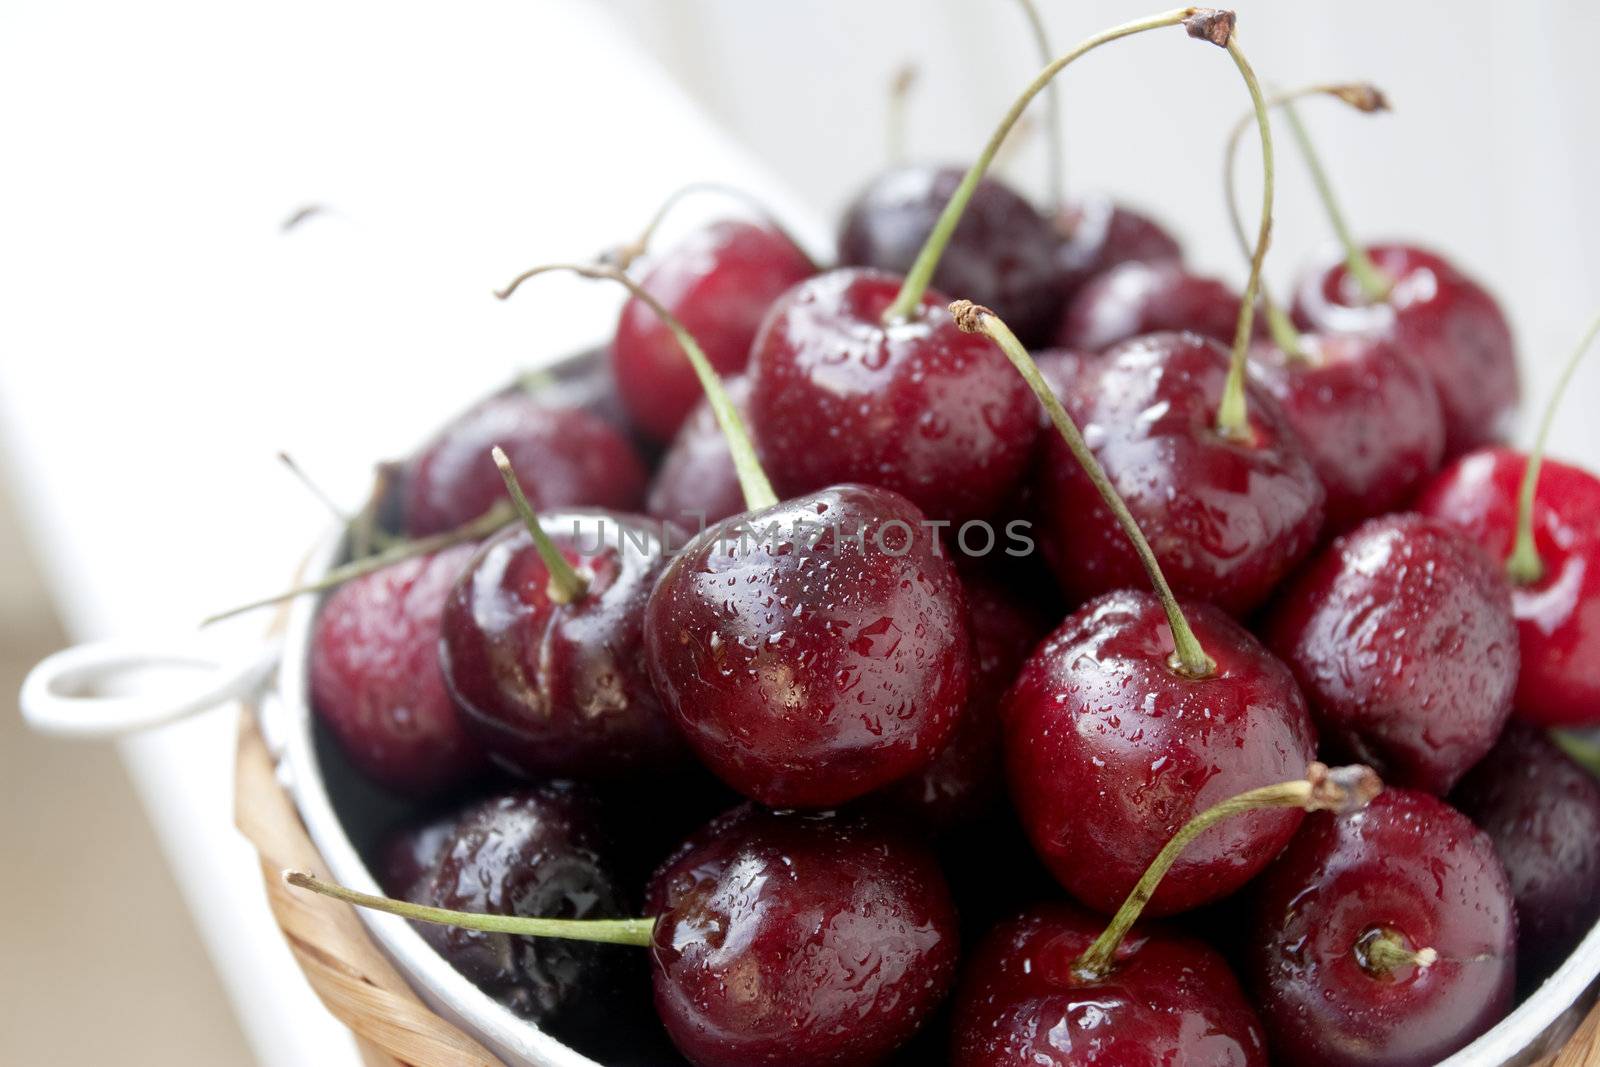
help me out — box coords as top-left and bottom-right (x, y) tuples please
(309, 543), (487, 796)
(951, 901), (1268, 1067)
(1292, 244), (1519, 457)
(612, 219), (813, 442)
(1054, 194), (1182, 298)
(838, 166), (1066, 347)
(644, 484), (970, 807)
(1417, 448), (1600, 726)
(1006, 589), (1316, 915)
(1054, 261), (1252, 352)
(747, 268), (1038, 522)
(402, 390), (646, 536)
(1454, 723), (1600, 984)
(1034, 332), (1325, 615)
(646, 373), (751, 529)
(439, 512), (685, 779)
(646, 806), (960, 1067)
(1266, 513), (1519, 794)
(1248, 789), (1517, 1067)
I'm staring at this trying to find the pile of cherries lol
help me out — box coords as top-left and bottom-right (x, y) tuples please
(273, 8), (1600, 1067)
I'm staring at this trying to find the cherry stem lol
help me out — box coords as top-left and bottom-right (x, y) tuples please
(284, 871), (657, 947)
(602, 182), (813, 272)
(1553, 730), (1600, 778)
(882, 7), (1235, 326)
(1280, 98), (1391, 303)
(495, 262), (778, 511)
(1073, 762), (1382, 980)
(1357, 928), (1437, 977)
(1507, 312), (1600, 584)
(202, 501), (514, 625)
(1222, 83), (1391, 364)
(952, 300), (1216, 678)
(278, 451), (352, 524)
(887, 62), (918, 166)
(491, 446), (588, 604)
(1011, 0), (1065, 207)
(1214, 35), (1275, 442)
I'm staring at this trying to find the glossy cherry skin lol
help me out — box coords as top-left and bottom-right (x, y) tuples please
(440, 511), (685, 779)
(1292, 243), (1519, 457)
(951, 901), (1268, 1067)
(613, 219), (813, 442)
(838, 165), (1065, 347)
(1454, 723), (1600, 984)
(1006, 590), (1317, 916)
(1033, 332), (1325, 616)
(1416, 448), (1600, 726)
(1055, 261), (1250, 352)
(646, 374), (750, 529)
(401, 786), (633, 1033)
(1248, 789), (1517, 1067)
(1266, 514), (1519, 794)
(309, 543), (487, 796)
(646, 806), (961, 1067)
(644, 484), (970, 807)
(401, 390), (647, 536)
(1054, 194), (1182, 299)
(1249, 332), (1445, 533)
(749, 268), (1038, 522)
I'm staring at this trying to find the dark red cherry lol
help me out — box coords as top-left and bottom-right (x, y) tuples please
(1416, 448), (1600, 726)
(644, 484), (970, 807)
(646, 805), (960, 1067)
(1033, 332), (1325, 616)
(951, 901), (1268, 1067)
(612, 219), (813, 442)
(1248, 788), (1516, 1067)
(1454, 722), (1600, 984)
(1054, 194), (1183, 299)
(309, 543), (487, 796)
(748, 268), (1038, 522)
(440, 512), (685, 779)
(646, 374), (751, 529)
(1249, 332), (1445, 533)
(1292, 243), (1519, 457)
(402, 390), (647, 536)
(838, 165), (1065, 347)
(1055, 261), (1252, 352)
(1006, 589), (1317, 916)
(1265, 513), (1518, 794)
(374, 811), (454, 900)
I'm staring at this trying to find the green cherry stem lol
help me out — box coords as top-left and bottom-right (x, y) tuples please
(952, 300), (1215, 678)
(602, 181), (813, 272)
(491, 446), (588, 604)
(881, 7), (1236, 326)
(1553, 730), (1600, 779)
(1506, 312), (1600, 584)
(284, 871), (657, 947)
(1011, 0), (1065, 207)
(1072, 762), (1383, 980)
(1280, 98), (1391, 303)
(495, 262), (778, 511)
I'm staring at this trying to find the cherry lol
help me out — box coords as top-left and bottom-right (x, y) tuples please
(1054, 260), (1248, 351)
(646, 373), (751, 529)
(1454, 723), (1600, 985)
(401, 389), (647, 537)
(645, 483), (971, 807)
(612, 216), (813, 442)
(1054, 194), (1182, 297)
(374, 810), (454, 899)
(1247, 789), (1517, 1067)
(1265, 513), (1519, 794)
(308, 541), (487, 796)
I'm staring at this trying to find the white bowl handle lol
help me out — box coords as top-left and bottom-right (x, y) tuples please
(19, 635), (282, 739)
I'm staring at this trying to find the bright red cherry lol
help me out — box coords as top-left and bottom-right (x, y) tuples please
(951, 902), (1268, 1067)
(401, 390), (646, 536)
(1417, 448), (1600, 726)
(646, 373), (750, 529)
(1292, 243), (1519, 457)
(644, 484), (970, 808)
(1266, 513), (1519, 794)
(612, 219), (813, 442)
(1248, 789), (1517, 1067)
(309, 542), (487, 796)
(747, 268), (1038, 522)
(1055, 261), (1251, 352)
(1454, 723), (1600, 984)
(838, 166), (1065, 347)
(1054, 194), (1182, 298)
(1033, 332), (1325, 615)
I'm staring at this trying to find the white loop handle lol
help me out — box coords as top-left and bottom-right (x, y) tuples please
(19, 635), (282, 739)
